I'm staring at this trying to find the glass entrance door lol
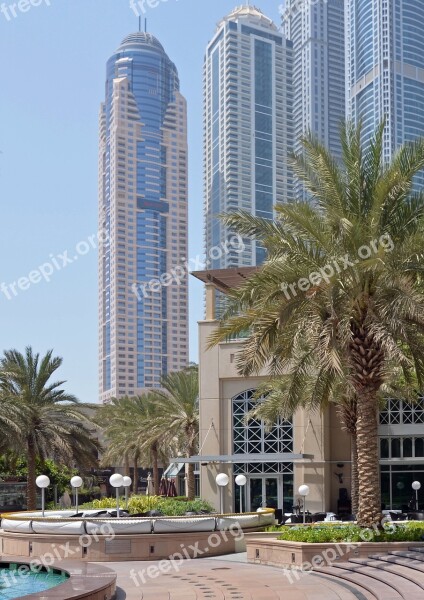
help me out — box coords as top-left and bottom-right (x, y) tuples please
(248, 476), (279, 511)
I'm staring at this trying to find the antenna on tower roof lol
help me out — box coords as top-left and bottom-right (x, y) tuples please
(138, 16), (141, 32)
(145, 18), (147, 32)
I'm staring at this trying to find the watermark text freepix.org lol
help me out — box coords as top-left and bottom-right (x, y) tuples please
(279, 0), (328, 20)
(281, 234), (394, 301)
(131, 235), (245, 301)
(130, 0), (176, 17)
(130, 523), (244, 587)
(1, 523), (115, 588)
(0, 229), (109, 301)
(284, 518), (397, 585)
(0, 0), (51, 21)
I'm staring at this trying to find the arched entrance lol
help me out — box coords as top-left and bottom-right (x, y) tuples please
(232, 389), (294, 512)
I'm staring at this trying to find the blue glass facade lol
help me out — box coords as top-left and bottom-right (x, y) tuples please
(349, 0), (424, 160)
(254, 39), (274, 264)
(204, 7), (293, 279)
(100, 33), (188, 399)
(211, 47), (221, 268)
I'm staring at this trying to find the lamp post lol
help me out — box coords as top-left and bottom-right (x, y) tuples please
(235, 474), (247, 514)
(412, 481), (421, 511)
(123, 476), (132, 510)
(36, 475), (50, 517)
(109, 473), (124, 517)
(70, 476), (83, 514)
(298, 484), (310, 525)
(216, 473), (229, 514)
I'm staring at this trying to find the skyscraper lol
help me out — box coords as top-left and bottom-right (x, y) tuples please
(99, 32), (189, 403)
(204, 5), (293, 270)
(282, 0), (345, 195)
(347, 0), (424, 160)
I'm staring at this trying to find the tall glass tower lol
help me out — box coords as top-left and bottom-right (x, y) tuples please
(99, 32), (189, 403)
(204, 5), (293, 270)
(347, 0), (424, 160)
(283, 0), (345, 195)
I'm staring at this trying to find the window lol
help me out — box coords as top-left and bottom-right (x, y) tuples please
(232, 389), (293, 474)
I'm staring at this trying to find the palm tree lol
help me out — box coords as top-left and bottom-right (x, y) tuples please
(0, 347), (99, 509)
(96, 397), (134, 477)
(148, 368), (199, 500)
(208, 122), (424, 527)
(96, 394), (170, 496)
(248, 378), (359, 515)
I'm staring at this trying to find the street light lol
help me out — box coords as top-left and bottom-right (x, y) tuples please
(123, 476), (132, 510)
(298, 484), (310, 525)
(216, 473), (229, 514)
(109, 473), (124, 518)
(70, 476), (83, 514)
(412, 481), (421, 511)
(36, 475), (50, 517)
(235, 474), (247, 514)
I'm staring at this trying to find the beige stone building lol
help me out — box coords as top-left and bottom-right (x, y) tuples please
(191, 268), (352, 516)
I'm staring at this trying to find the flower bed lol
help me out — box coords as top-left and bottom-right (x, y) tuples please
(81, 495), (215, 516)
(268, 522), (424, 543)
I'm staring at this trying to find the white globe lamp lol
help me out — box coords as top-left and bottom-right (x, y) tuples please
(36, 475), (50, 517)
(298, 484), (310, 524)
(70, 476), (83, 514)
(412, 481), (421, 511)
(109, 474), (124, 517)
(123, 476), (132, 510)
(215, 473), (229, 513)
(235, 475), (247, 513)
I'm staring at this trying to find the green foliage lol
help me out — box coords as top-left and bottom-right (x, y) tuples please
(0, 456), (76, 499)
(81, 495), (215, 516)
(0, 346), (100, 509)
(208, 122), (424, 527)
(273, 522), (424, 543)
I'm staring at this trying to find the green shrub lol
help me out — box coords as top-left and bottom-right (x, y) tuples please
(273, 522), (424, 544)
(80, 495), (215, 516)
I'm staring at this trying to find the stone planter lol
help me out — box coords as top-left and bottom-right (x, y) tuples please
(245, 534), (424, 569)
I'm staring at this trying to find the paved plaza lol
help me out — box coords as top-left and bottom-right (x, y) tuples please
(109, 554), (371, 599)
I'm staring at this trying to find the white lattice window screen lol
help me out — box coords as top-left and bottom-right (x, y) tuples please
(232, 389), (294, 474)
(380, 398), (424, 425)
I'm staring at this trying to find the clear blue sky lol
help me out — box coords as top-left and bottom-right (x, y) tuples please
(0, 0), (282, 402)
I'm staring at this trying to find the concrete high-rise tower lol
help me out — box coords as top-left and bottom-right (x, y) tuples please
(282, 0), (345, 197)
(99, 32), (189, 403)
(347, 0), (424, 160)
(204, 5), (293, 270)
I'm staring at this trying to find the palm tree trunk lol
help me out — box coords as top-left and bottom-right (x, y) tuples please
(356, 391), (381, 527)
(27, 438), (37, 510)
(123, 452), (130, 477)
(133, 454), (138, 494)
(351, 434), (359, 516)
(152, 443), (160, 496)
(186, 441), (196, 501)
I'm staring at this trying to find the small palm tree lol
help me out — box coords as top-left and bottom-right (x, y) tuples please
(97, 395), (170, 496)
(148, 368), (199, 500)
(209, 122), (424, 527)
(248, 378), (359, 515)
(0, 347), (99, 509)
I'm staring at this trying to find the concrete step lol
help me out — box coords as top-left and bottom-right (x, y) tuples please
(369, 553), (424, 574)
(310, 572), (377, 600)
(349, 558), (424, 590)
(313, 564), (402, 600)
(331, 561), (423, 599)
(388, 550), (424, 564)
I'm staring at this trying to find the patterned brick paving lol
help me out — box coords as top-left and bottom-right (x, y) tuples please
(111, 557), (370, 599)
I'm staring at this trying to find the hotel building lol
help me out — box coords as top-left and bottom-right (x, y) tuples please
(98, 32), (189, 403)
